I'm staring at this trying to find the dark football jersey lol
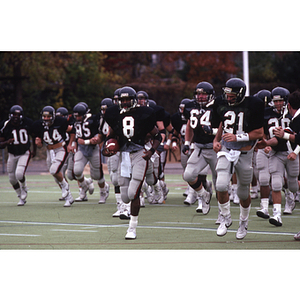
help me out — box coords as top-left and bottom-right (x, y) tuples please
(163, 111), (171, 129)
(212, 96), (265, 134)
(104, 105), (156, 149)
(151, 104), (165, 122)
(74, 114), (100, 140)
(289, 113), (300, 150)
(263, 107), (291, 152)
(183, 100), (220, 144)
(31, 116), (69, 146)
(171, 112), (188, 142)
(0, 117), (34, 155)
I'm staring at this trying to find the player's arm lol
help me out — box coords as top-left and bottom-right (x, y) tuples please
(164, 123), (174, 150)
(222, 127), (264, 143)
(143, 126), (162, 161)
(213, 122), (223, 153)
(182, 119), (194, 155)
(0, 136), (14, 149)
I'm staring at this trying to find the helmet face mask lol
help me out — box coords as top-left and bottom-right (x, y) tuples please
(137, 91), (149, 107)
(270, 87), (290, 114)
(73, 103), (87, 122)
(9, 105), (23, 125)
(118, 87), (137, 111)
(223, 78), (246, 106)
(41, 106), (55, 127)
(194, 82), (215, 108)
(100, 98), (113, 114)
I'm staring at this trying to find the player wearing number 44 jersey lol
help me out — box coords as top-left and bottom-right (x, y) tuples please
(0, 105), (36, 206)
(212, 78), (264, 239)
(31, 106), (76, 207)
(103, 86), (162, 240)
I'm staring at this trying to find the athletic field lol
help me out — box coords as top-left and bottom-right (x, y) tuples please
(0, 170), (299, 250)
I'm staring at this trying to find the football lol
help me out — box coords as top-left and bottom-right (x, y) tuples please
(102, 138), (120, 157)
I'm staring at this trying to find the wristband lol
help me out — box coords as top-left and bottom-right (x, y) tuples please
(293, 145), (300, 155)
(149, 147), (155, 154)
(184, 141), (191, 146)
(283, 132), (290, 140)
(172, 142), (177, 147)
(212, 128), (218, 135)
(236, 133), (249, 142)
(166, 139), (171, 146)
(84, 139), (91, 145)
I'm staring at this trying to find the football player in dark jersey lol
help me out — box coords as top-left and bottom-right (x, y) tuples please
(213, 78), (264, 239)
(256, 87), (298, 227)
(103, 86), (162, 239)
(72, 102), (109, 204)
(0, 105), (36, 205)
(182, 82), (218, 215)
(31, 105), (75, 207)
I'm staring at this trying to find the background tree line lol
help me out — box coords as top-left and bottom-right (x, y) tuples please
(0, 51), (299, 121)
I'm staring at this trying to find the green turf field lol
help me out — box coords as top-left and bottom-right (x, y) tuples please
(0, 172), (299, 250)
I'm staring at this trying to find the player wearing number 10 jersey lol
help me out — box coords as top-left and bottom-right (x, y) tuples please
(212, 78), (264, 239)
(103, 86), (162, 239)
(0, 105), (36, 206)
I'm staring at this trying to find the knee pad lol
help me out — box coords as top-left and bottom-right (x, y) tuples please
(67, 169), (75, 181)
(287, 177), (299, 193)
(120, 186), (130, 203)
(183, 167), (197, 183)
(237, 184), (250, 201)
(110, 172), (118, 187)
(97, 177), (105, 185)
(8, 172), (18, 186)
(215, 171), (231, 192)
(15, 167), (25, 182)
(259, 170), (270, 187)
(128, 179), (143, 201)
(271, 174), (283, 192)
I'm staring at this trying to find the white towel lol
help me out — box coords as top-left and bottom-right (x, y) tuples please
(217, 149), (241, 166)
(121, 152), (131, 178)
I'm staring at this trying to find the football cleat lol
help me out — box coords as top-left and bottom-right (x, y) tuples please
(196, 197), (203, 213)
(17, 199), (26, 206)
(60, 181), (70, 199)
(201, 189), (211, 215)
(256, 208), (270, 219)
(269, 214), (282, 227)
(125, 228), (136, 239)
(64, 192), (74, 207)
(236, 219), (248, 240)
(294, 231), (300, 241)
(217, 214), (232, 236)
(98, 182), (110, 204)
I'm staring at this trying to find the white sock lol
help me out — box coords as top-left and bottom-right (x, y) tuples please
(273, 203), (281, 215)
(261, 198), (269, 209)
(219, 201), (230, 217)
(129, 216), (138, 229)
(240, 204), (251, 221)
(196, 186), (206, 196)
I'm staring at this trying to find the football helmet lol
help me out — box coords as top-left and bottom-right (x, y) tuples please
(194, 81), (215, 108)
(56, 107), (69, 118)
(223, 78), (246, 106)
(270, 87), (290, 114)
(113, 88), (121, 105)
(137, 90), (149, 107)
(148, 99), (157, 108)
(41, 106), (56, 127)
(100, 98), (113, 114)
(78, 101), (90, 113)
(118, 86), (137, 111)
(179, 98), (191, 114)
(9, 105), (23, 125)
(254, 90), (271, 107)
(73, 103), (88, 121)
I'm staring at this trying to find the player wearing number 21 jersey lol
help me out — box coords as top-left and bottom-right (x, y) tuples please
(103, 86), (162, 240)
(212, 78), (264, 239)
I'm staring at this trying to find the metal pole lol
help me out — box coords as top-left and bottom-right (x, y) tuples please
(243, 51), (250, 96)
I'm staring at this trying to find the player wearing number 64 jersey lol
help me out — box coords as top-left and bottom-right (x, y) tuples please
(212, 78), (264, 239)
(0, 105), (36, 206)
(103, 86), (162, 239)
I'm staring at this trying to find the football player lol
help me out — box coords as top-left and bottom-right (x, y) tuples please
(212, 78), (264, 239)
(182, 82), (218, 214)
(256, 87), (298, 226)
(103, 86), (162, 239)
(0, 105), (36, 205)
(31, 105), (75, 207)
(72, 102), (109, 204)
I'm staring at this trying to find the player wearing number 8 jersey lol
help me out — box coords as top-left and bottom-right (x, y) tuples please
(103, 86), (162, 239)
(212, 78), (264, 239)
(0, 105), (36, 206)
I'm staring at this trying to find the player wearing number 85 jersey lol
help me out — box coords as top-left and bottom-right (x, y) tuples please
(212, 78), (264, 239)
(0, 105), (36, 206)
(103, 86), (162, 239)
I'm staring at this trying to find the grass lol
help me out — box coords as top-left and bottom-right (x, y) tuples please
(0, 172), (299, 250)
